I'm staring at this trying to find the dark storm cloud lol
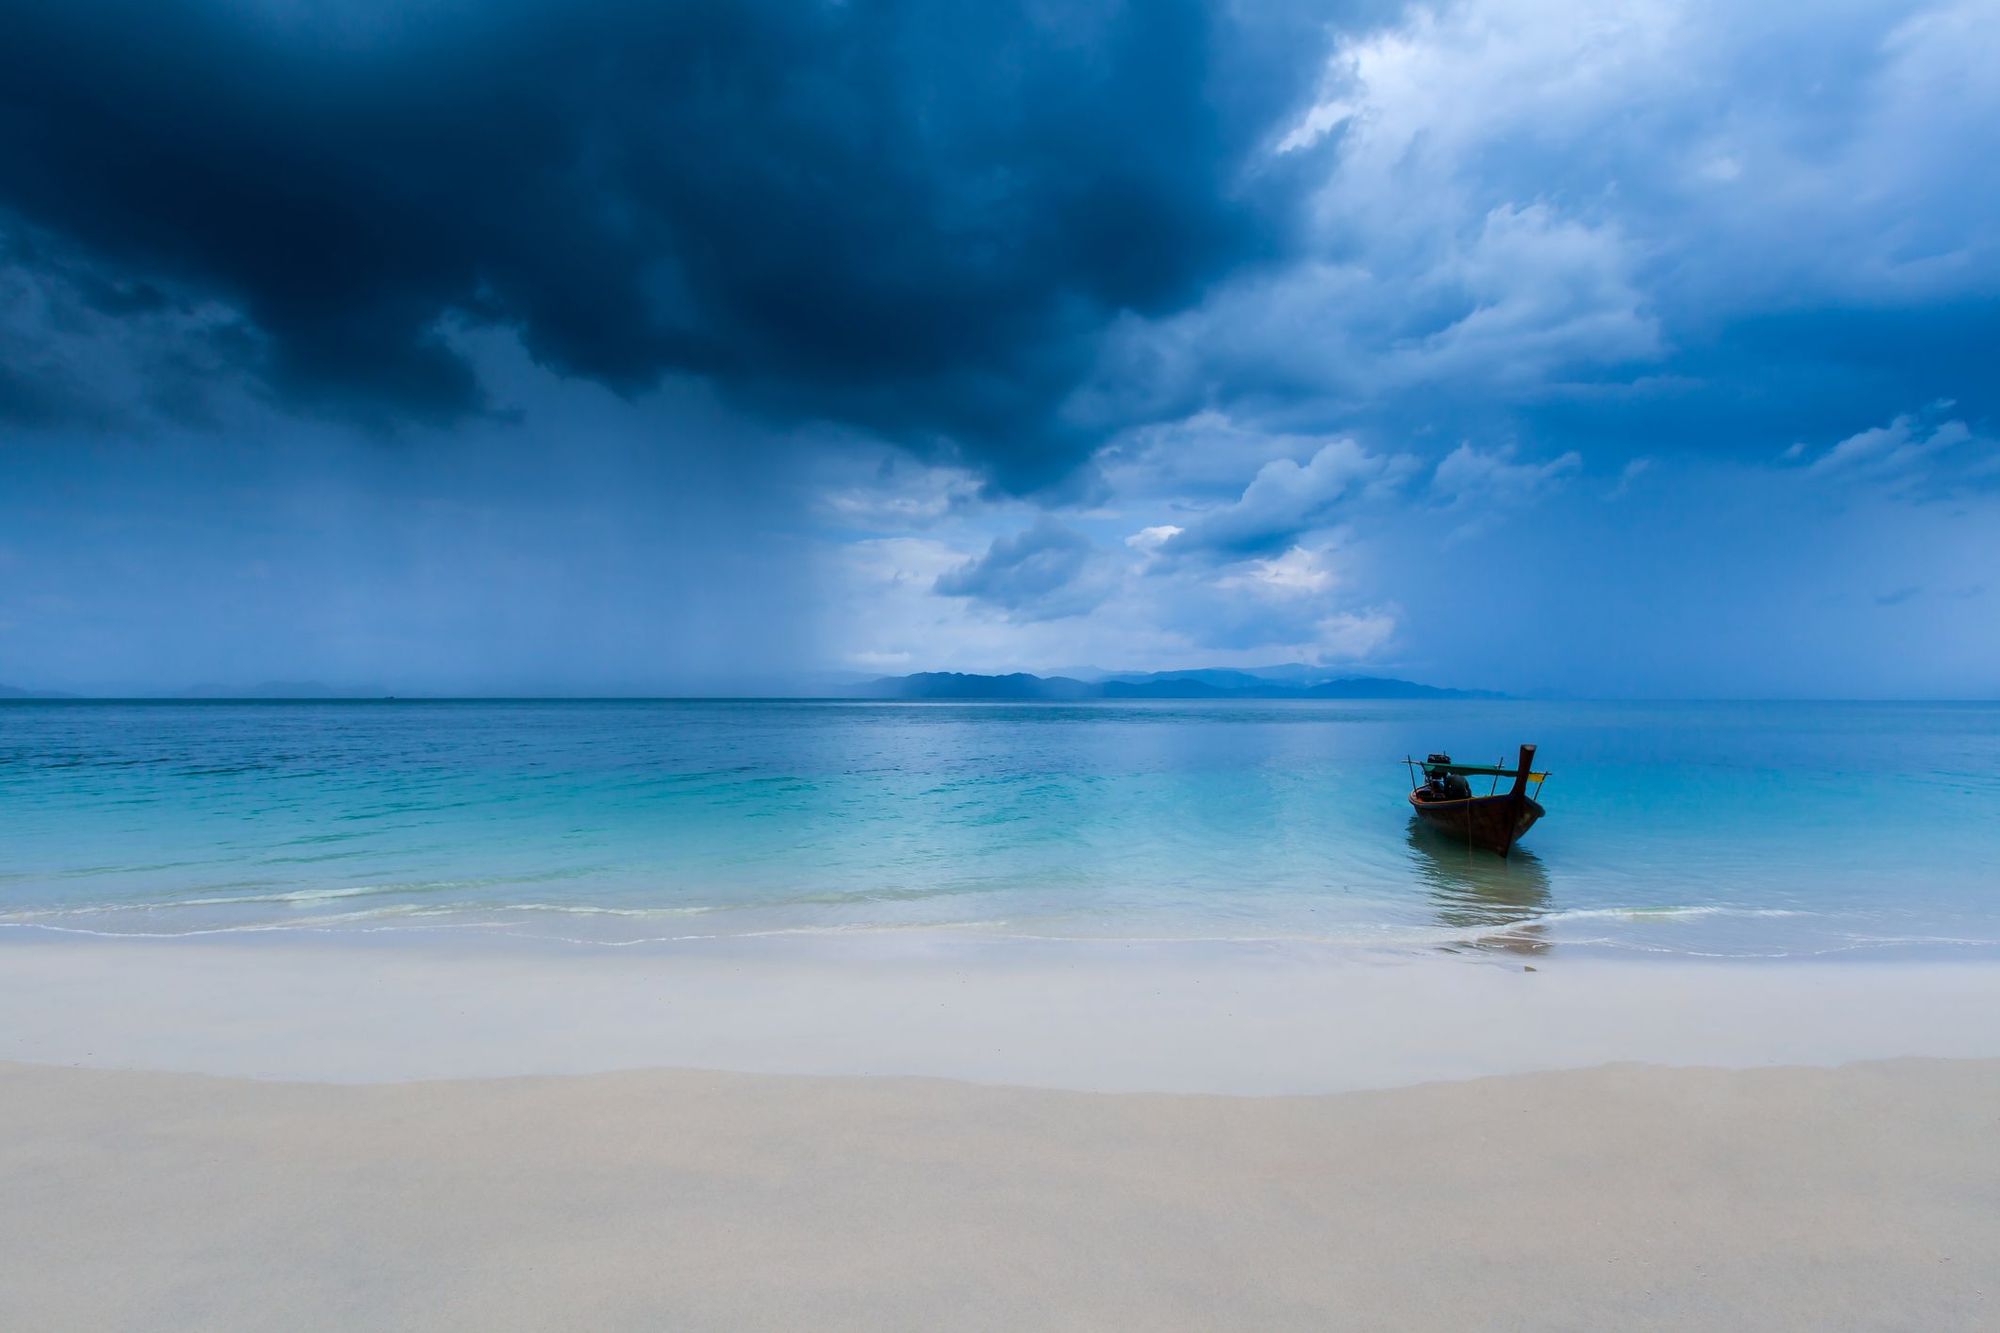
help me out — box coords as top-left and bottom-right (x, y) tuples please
(0, 0), (1326, 488)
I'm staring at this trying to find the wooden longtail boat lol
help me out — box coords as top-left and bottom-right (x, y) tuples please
(1406, 744), (1547, 856)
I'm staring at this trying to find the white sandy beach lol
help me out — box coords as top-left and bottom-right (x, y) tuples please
(3, 934), (1999, 1329)
(3, 1056), (1996, 1330)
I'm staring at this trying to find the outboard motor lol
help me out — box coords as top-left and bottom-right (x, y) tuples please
(1422, 753), (1472, 800)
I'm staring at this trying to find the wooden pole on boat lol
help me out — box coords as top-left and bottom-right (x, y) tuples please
(1499, 743), (1536, 857)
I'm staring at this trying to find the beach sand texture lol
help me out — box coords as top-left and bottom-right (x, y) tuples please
(4, 1057), (1994, 1331)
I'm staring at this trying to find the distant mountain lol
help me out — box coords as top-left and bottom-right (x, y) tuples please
(0, 684), (71, 699)
(1300, 676), (1501, 699)
(1101, 669), (1288, 693)
(857, 671), (1098, 700)
(859, 669), (1498, 701)
(1039, 664), (1381, 688)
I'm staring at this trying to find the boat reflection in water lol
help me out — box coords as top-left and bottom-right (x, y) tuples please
(1405, 819), (1553, 954)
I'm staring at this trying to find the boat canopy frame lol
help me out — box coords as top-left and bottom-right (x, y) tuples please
(1405, 752), (1550, 799)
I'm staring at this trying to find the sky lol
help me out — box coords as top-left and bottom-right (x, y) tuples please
(2, 0), (1996, 697)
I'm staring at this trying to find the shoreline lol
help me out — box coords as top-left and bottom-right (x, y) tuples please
(6, 929), (2000, 1093)
(4, 1056), (1995, 1330)
(10, 906), (1999, 960)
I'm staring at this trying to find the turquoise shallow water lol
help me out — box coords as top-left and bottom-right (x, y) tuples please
(3, 699), (1997, 958)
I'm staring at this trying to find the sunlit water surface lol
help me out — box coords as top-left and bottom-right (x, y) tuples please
(4, 699), (1997, 959)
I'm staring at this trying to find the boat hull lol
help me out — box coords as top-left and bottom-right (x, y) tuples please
(1408, 791), (1544, 855)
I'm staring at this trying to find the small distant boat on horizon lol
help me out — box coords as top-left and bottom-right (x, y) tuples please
(1406, 744), (1547, 856)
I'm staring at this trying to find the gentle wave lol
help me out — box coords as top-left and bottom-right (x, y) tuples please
(10, 916), (1994, 961)
(1525, 905), (1808, 925)
(0, 890), (722, 919)
(2, 883), (463, 913)
(7, 908), (1997, 961)
(0, 916), (1569, 948)
(0, 896), (1810, 930)
(0, 905), (1835, 950)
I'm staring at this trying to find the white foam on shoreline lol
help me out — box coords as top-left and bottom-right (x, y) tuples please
(6, 899), (1983, 960)
(3, 930), (1999, 1094)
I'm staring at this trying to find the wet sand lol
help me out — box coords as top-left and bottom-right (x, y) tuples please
(6, 932), (2000, 1092)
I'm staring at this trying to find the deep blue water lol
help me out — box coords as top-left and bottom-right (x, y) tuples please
(3, 699), (1997, 958)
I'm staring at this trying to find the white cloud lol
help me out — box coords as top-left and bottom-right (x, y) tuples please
(1809, 416), (1956, 476)
(1164, 438), (1413, 556)
(819, 511), (1403, 675)
(1239, 545), (1338, 595)
(1390, 203), (1661, 386)
(1795, 406), (1996, 494)
(1125, 524), (1183, 553)
(1092, 412), (1331, 504)
(1431, 443), (1582, 507)
(1605, 457), (1654, 500)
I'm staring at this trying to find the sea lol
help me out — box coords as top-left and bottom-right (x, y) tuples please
(4, 699), (1997, 960)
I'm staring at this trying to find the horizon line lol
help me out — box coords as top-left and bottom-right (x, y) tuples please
(5, 694), (1998, 705)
